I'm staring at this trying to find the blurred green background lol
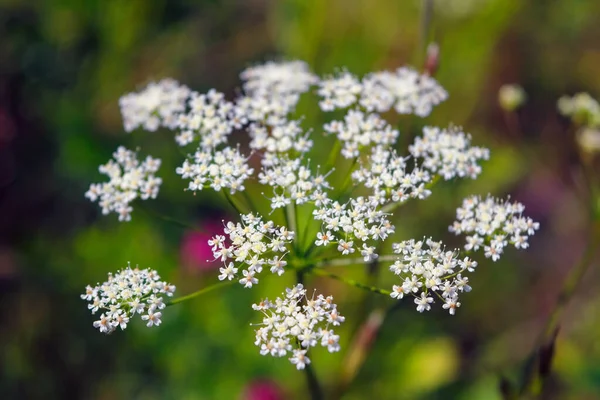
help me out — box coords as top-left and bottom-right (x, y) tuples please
(1, 0), (600, 399)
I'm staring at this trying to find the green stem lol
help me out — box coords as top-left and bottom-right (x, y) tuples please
(167, 280), (236, 306)
(287, 203), (299, 254)
(223, 190), (246, 215)
(310, 269), (391, 296)
(139, 205), (199, 231)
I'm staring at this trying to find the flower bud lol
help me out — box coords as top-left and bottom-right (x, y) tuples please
(498, 84), (526, 112)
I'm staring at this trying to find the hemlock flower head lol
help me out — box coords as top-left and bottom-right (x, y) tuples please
(82, 264), (175, 334)
(252, 284), (344, 370)
(449, 195), (540, 261)
(209, 213), (295, 287)
(85, 146), (162, 221)
(120, 78), (191, 132)
(389, 238), (475, 314)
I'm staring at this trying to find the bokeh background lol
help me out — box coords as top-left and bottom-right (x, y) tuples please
(1, 0), (600, 399)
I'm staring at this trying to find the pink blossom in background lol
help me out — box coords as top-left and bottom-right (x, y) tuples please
(180, 220), (222, 273)
(241, 379), (284, 400)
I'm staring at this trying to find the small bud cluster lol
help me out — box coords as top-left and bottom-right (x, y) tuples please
(389, 238), (476, 315)
(119, 79), (191, 132)
(352, 146), (432, 204)
(558, 93), (600, 128)
(449, 195), (540, 261)
(259, 157), (332, 209)
(409, 126), (490, 180)
(313, 197), (394, 259)
(252, 284), (345, 370)
(209, 213), (295, 287)
(323, 110), (399, 158)
(82, 264), (175, 334)
(174, 89), (236, 148)
(85, 146), (162, 221)
(176, 146), (254, 194)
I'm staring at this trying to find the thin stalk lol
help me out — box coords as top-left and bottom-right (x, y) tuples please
(310, 269), (391, 296)
(139, 205), (199, 231)
(287, 203), (299, 253)
(167, 280), (236, 306)
(296, 270), (324, 400)
(223, 190), (246, 215)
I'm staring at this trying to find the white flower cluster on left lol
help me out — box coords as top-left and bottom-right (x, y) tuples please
(81, 264), (176, 334)
(85, 146), (162, 221)
(253, 284), (345, 370)
(209, 213), (295, 287)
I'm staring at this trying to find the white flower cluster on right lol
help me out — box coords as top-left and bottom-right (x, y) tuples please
(389, 238), (476, 314)
(209, 213), (295, 287)
(85, 146), (162, 221)
(81, 264), (175, 334)
(409, 126), (490, 180)
(449, 195), (540, 261)
(252, 284), (345, 370)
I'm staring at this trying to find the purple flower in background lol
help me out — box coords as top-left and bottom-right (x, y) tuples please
(241, 379), (284, 400)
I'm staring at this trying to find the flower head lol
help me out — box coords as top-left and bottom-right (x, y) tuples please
(252, 284), (344, 369)
(82, 264), (175, 333)
(85, 147), (162, 221)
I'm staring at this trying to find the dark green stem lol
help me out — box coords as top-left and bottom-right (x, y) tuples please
(167, 280), (236, 306)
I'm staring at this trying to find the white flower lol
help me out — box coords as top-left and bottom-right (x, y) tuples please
(360, 67), (447, 116)
(119, 79), (191, 132)
(85, 147), (162, 221)
(449, 195), (540, 261)
(318, 71), (363, 111)
(409, 126), (490, 180)
(177, 146), (254, 194)
(252, 284), (344, 370)
(83, 264), (175, 333)
(389, 238), (476, 314)
(210, 213), (294, 287)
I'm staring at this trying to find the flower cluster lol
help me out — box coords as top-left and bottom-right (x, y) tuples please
(318, 67), (447, 117)
(360, 67), (448, 116)
(259, 157), (332, 209)
(209, 213), (295, 287)
(323, 110), (399, 158)
(248, 120), (313, 157)
(313, 196), (394, 259)
(449, 195), (540, 261)
(176, 146), (254, 194)
(252, 284), (345, 370)
(409, 126), (490, 180)
(558, 92), (600, 128)
(119, 78), (191, 132)
(85, 146), (162, 221)
(352, 146), (432, 204)
(81, 264), (175, 334)
(389, 238), (476, 314)
(174, 89), (236, 148)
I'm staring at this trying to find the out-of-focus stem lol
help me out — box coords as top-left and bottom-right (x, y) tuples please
(311, 269), (391, 296)
(139, 205), (199, 231)
(223, 190), (246, 215)
(418, 0), (435, 64)
(167, 280), (236, 306)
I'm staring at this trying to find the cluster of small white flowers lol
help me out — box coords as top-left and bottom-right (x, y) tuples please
(449, 195), (540, 261)
(174, 89), (235, 148)
(258, 157), (332, 209)
(240, 60), (318, 98)
(248, 120), (313, 157)
(409, 126), (490, 180)
(360, 67), (448, 116)
(323, 110), (399, 158)
(318, 71), (363, 111)
(352, 146), (433, 204)
(209, 213), (295, 287)
(81, 264), (175, 334)
(85, 147), (162, 222)
(389, 238), (476, 315)
(313, 197), (394, 260)
(236, 61), (318, 126)
(176, 146), (253, 194)
(119, 79), (191, 132)
(252, 284), (345, 370)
